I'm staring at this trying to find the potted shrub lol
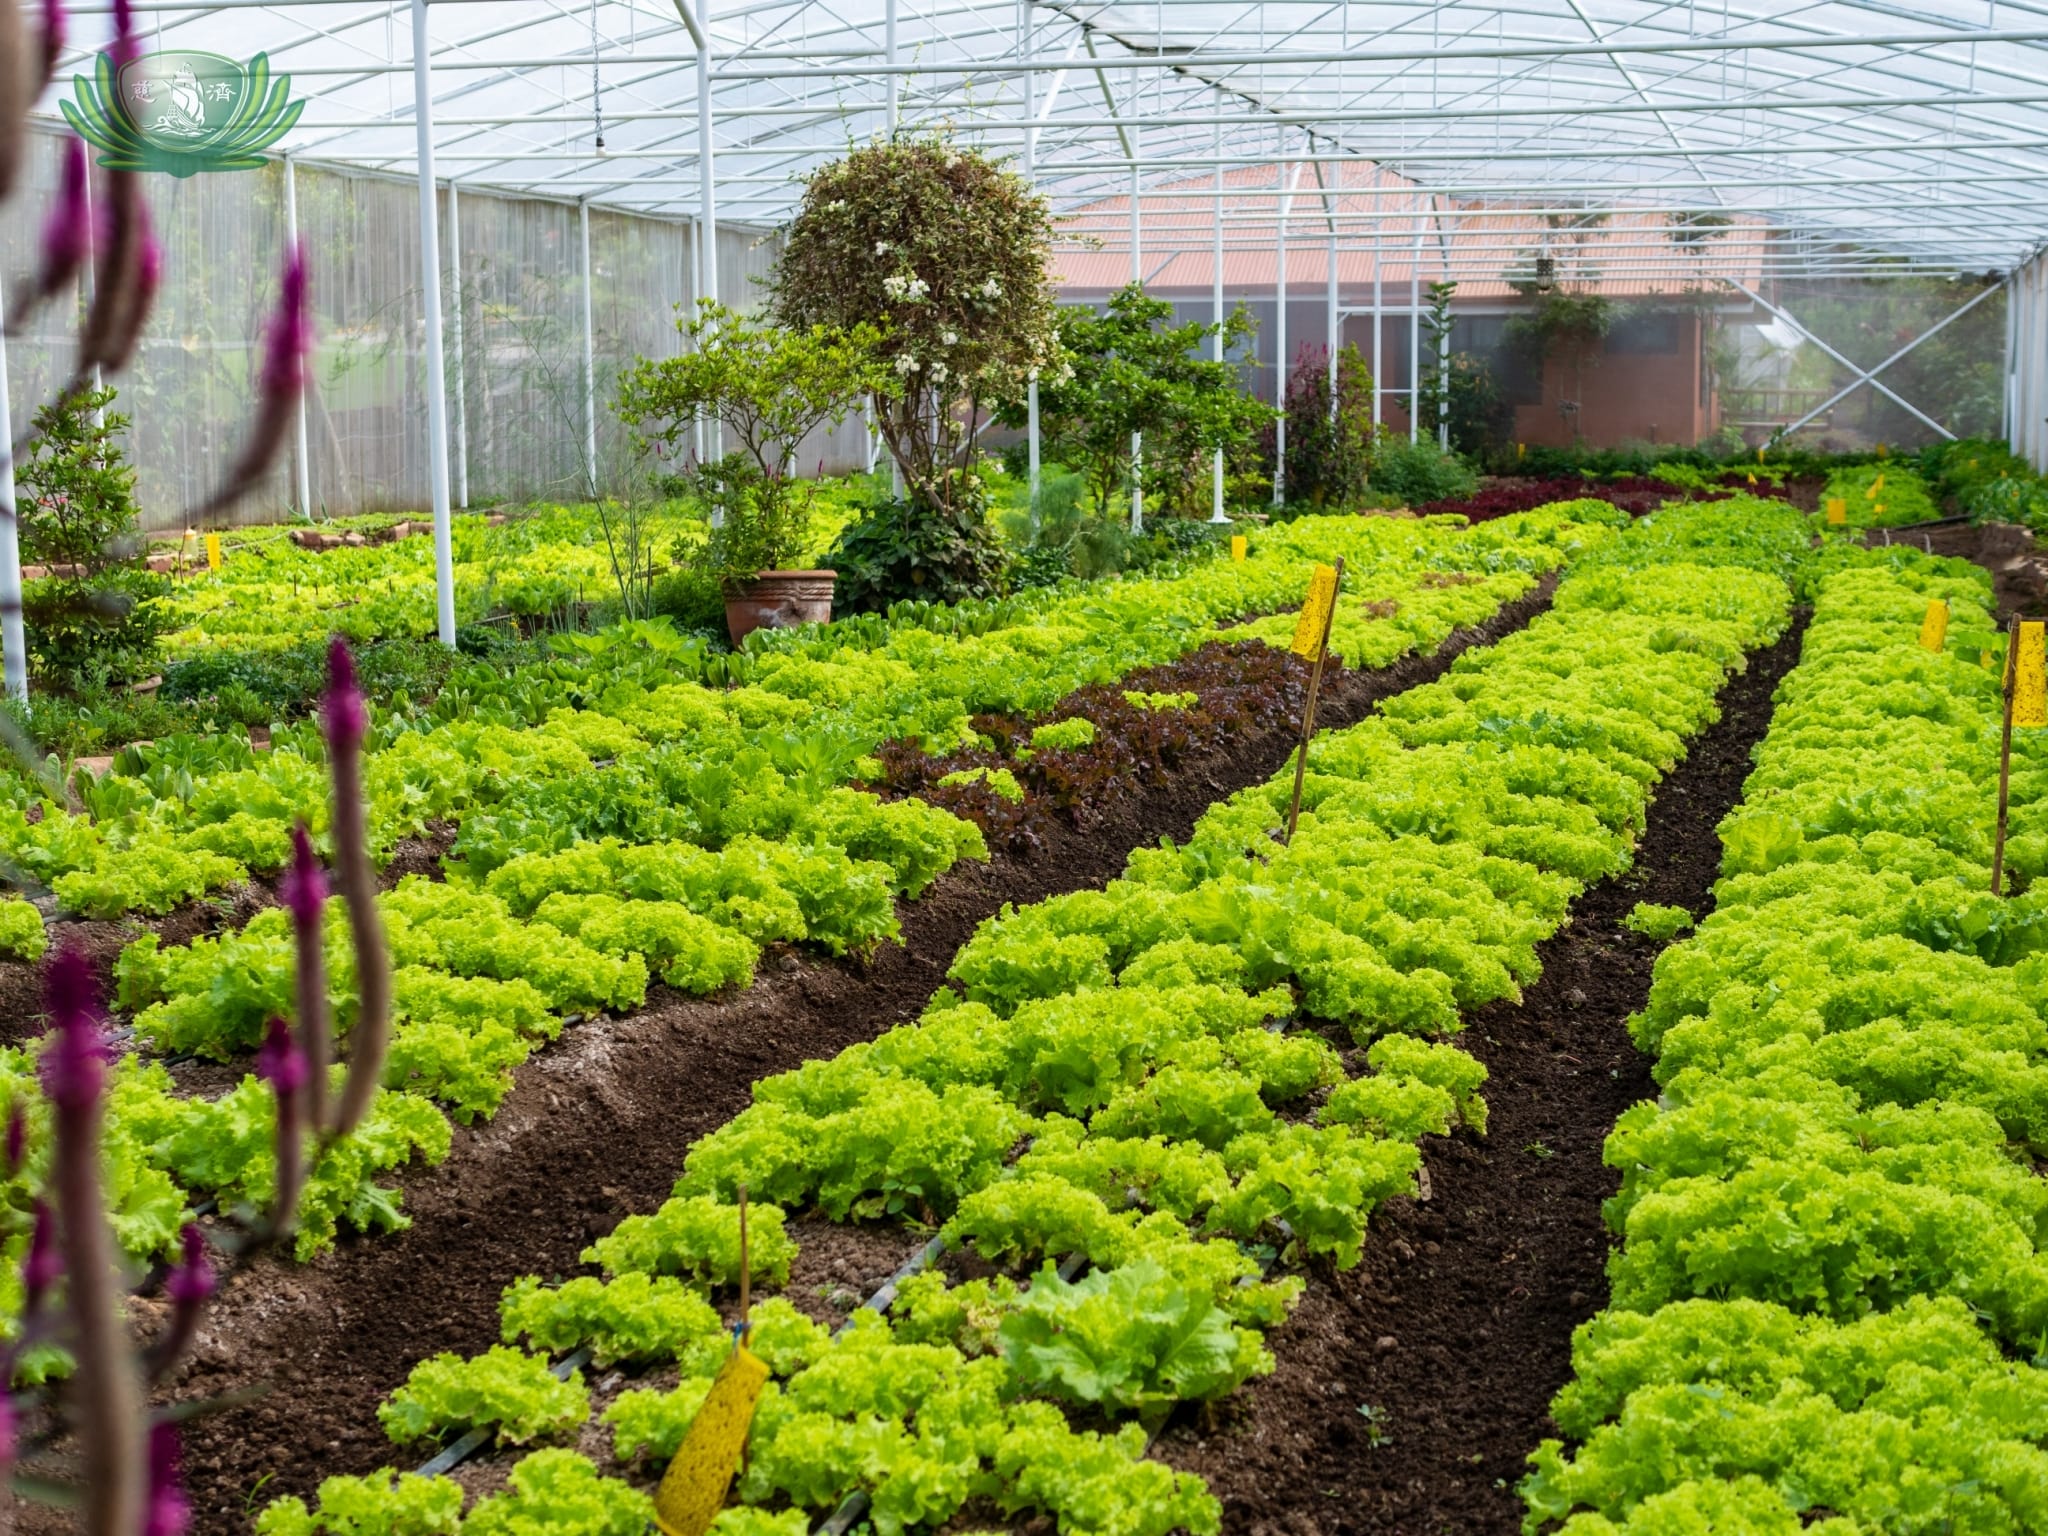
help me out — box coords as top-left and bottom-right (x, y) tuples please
(770, 135), (1061, 609)
(616, 301), (886, 641)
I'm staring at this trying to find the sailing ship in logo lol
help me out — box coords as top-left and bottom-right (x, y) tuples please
(63, 49), (303, 176)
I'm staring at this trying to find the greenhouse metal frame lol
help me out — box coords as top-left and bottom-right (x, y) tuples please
(5, 0), (2048, 695)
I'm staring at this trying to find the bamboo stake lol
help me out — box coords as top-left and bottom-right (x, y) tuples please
(1995, 613), (2020, 897)
(1283, 557), (1346, 845)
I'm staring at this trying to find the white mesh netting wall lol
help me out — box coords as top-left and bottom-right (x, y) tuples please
(0, 123), (868, 530)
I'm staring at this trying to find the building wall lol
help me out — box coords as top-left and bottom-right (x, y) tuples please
(1508, 310), (1716, 449)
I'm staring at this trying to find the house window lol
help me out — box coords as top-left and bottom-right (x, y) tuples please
(1606, 311), (1683, 354)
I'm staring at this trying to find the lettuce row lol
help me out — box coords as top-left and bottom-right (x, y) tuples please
(8, 507), (1606, 919)
(276, 500), (1796, 1536)
(1525, 558), (2048, 1536)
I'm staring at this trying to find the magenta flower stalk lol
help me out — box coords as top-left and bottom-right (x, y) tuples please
(43, 946), (143, 1536)
(146, 1223), (213, 1382)
(6, 136), (91, 335)
(281, 821), (330, 1136)
(21, 1200), (58, 1317)
(80, 172), (157, 377)
(142, 1423), (189, 1536)
(256, 1017), (307, 1233)
(196, 241), (311, 517)
(323, 638), (389, 1140)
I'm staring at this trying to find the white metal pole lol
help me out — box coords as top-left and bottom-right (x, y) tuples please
(580, 199), (598, 499)
(1373, 224), (1383, 427)
(285, 155), (315, 520)
(886, 0), (899, 132)
(1211, 115), (1227, 523)
(1022, 0), (1039, 532)
(1129, 111), (1142, 535)
(1409, 209), (1422, 444)
(696, 13), (722, 511)
(448, 178), (469, 508)
(0, 270), (27, 703)
(1273, 144), (1288, 508)
(413, 0), (457, 647)
(1326, 217), (1338, 421)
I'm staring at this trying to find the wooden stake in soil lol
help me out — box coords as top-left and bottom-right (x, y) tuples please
(1282, 558), (1345, 846)
(1993, 615), (2044, 896)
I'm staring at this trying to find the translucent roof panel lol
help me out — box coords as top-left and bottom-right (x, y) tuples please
(36, 0), (2048, 274)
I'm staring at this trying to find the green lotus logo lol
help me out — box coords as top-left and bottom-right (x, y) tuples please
(62, 50), (303, 176)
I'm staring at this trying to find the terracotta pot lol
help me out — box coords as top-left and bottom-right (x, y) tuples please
(724, 568), (838, 644)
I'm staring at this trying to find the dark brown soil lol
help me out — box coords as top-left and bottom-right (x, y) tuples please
(155, 582), (1558, 1535)
(1150, 612), (1808, 1536)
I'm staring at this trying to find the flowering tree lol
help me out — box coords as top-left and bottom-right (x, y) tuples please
(770, 136), (1059, 520)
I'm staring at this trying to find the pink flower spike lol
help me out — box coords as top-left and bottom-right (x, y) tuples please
(279, 823), (326, 929)
(142, 1423), (190, 1536)
(261, 241), (311, 398)
(5, 1102), (26, 1177)
(22, 1201), (59, 1310)
(255, 1017), (306, 1098)
(35, 138), (90, 298)
(41, 946), (106, 1112)
(323, 636), (366, 752)
(166, 1223), (212, 1310)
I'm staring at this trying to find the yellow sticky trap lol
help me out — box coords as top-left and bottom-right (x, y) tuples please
(1867, 473), (1884, 497)
(204, 533), (222, 572)
(1756, 446), (1766, 463)
(653, 1342), (770, 1536)
(1918, 599), (1948, 652)
(1290, 564), (1340, 659)
(1745, 471), (1757, 486)
(1516, 442), (1525, 460)
(1825, 497), (1847, 526)
(1230, 535), (1247, 563)
(2018, 622), (2048, 728)
(1877, 442), (1890, 459)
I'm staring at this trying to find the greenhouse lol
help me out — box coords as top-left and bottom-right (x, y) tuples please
(4, 1), (2048, 1533)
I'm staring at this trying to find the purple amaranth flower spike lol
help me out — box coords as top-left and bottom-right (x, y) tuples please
(42, 943), (143, 1536)
(6, 1101), (27, 1177)
(81, 173), (157, 376)
(142, 1423), (189, 1536)
(42, 946), (106, 1113)
(7, 137), (91, 334)
(256, 1016), (306, 1100)
(281, 823), (330, 1133)
(195, 241), (311, 517)
(146, 1223), (215, 1383)
(323, 634), (366, 753)
(257, 1017), (307, 1234)
(322, 638), (389, 1141)
(22, 1201), (58, 1313)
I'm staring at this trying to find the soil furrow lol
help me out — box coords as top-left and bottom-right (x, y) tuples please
(162, 579), (1558, 1534)
(1151, 608), (1807, 1536)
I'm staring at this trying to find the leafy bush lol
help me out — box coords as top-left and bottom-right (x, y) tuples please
(1369, 433), (1478, 507)
(824, 486), (1009, 611)
(1274, 342), (1373, 512)
(15, 386), (169, 690)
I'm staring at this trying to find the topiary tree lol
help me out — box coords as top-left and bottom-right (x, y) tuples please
(770, 135), (1059, 605)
